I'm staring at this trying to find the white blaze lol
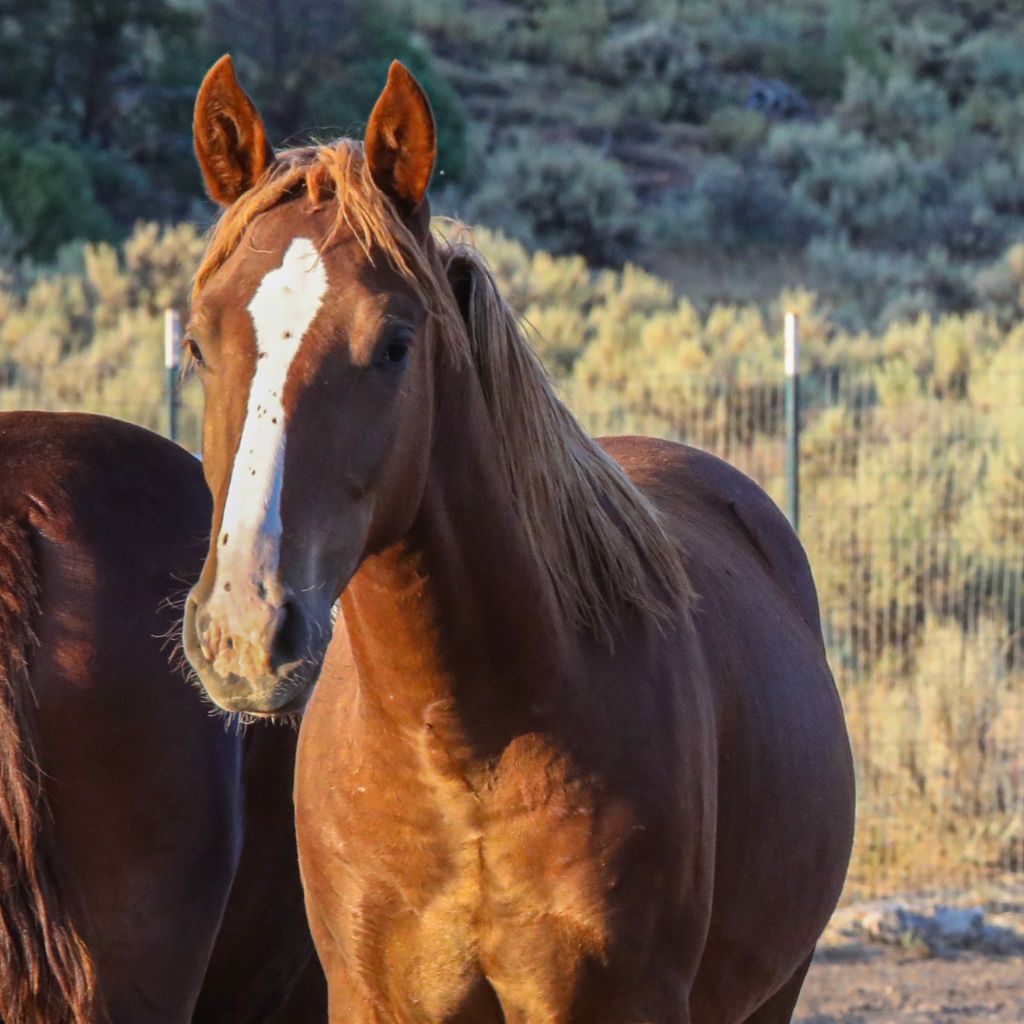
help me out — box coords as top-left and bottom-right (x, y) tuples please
(215, 237), (328, 592)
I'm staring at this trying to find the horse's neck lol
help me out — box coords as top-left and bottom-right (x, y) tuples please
(340, 358), (571, 746)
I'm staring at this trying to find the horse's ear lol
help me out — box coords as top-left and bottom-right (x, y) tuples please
(365, 61), (436, 212)
(445, 253), (474, 326)
(194, 54), (273, 206)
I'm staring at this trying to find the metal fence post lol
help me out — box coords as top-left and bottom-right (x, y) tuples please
(784, 312), (800, 533)
(163, 308), (181, 444)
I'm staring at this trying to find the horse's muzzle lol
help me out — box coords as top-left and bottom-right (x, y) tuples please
(183, 590), (322, 715)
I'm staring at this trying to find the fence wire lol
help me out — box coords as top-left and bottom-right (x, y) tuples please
(3, 364), (1022, 898)
(569, 368), (1024, 898)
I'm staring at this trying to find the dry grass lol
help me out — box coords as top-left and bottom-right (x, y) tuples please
(2, 222), (1022, 898)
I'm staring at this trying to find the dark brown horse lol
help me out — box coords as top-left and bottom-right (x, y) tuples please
(0, 410), (325, 1023)
(184, 55), (855, 1024)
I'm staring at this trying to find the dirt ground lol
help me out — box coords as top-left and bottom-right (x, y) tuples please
(792, 879), (1024, 1022)
(796, 949), (1024, 1022)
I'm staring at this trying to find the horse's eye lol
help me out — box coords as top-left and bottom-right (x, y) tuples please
(379, 339), (410, 369)
(186, 336), (206, 368)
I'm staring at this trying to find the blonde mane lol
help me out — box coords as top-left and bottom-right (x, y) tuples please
(196, 140), (692, 638)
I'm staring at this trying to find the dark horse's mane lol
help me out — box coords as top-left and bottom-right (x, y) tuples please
(194, 139), (693, 640)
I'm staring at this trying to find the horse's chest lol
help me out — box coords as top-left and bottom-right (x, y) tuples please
(321, 729), (631, 1020)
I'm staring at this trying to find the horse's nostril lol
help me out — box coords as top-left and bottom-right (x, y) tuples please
(193, 607), (213, 657)
(270, 599), (304, 670)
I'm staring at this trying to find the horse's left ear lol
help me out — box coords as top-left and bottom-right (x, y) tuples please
(365, 61), (436, 212)
(194, 54), (273, 206)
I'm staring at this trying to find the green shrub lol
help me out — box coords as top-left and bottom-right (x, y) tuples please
(0, 209), (19, 269)
(974, 243), (1024, 323)
(467, 135), (639, 265)
(534, 0), (610, 71)
(838, 66), (951, 148)
(703, 5), (871, 101)
(767, 120), (964, 255)
(977, 156), (1024, 216)
(805, 235), (917, 328)
(0, 133), (114, 261)
(933, 191), (1005, 260)
(764, 119), (863, 182)
(642, 188), (714, 249)
(688, 157), (824, 249)
(891, 20), (953, 82)
(949, 30), (1024, 97)
(761, 36), (845, 102)
(707, 108), (768, 154)
(600, 20), (713, 121)
(745, 0), (885, 102)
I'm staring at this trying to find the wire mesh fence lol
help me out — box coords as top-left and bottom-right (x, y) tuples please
(570, 365), (1024, 898)
(3, 356), (1022, 899)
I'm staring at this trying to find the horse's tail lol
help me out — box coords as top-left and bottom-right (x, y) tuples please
(0, 519), (97, 1024)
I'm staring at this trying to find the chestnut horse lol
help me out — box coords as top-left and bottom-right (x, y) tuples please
(0, 410), (325, 1023)
(184, 56), (854, 1024)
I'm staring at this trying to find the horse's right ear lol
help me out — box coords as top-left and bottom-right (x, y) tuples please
(365, 61), (436, 213)
(193, 55), (273, 206)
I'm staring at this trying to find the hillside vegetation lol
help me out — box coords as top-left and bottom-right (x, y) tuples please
(413, 0), (1024, 327)
(2, 3), (1023, 894)
(5, 2), (1024, 328)
(1, 220), (1022, 894)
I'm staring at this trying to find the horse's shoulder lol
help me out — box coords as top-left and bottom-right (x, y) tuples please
(599, 435), (823, 638)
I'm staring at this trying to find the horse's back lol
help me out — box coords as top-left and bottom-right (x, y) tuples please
(0, 411), (244, 1022)
(600, 435), (823, 639)
(601, 435), (854, 1021)
(0, 410), (210, 561)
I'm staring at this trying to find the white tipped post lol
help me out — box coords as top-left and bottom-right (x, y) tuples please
(784, 312), (800, 532)
(784, 311), (799, 378)
(164, 308), (182, 370)
(164, 308), (182, 442)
